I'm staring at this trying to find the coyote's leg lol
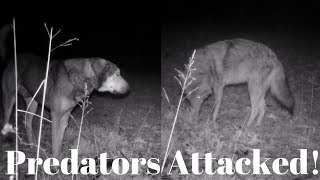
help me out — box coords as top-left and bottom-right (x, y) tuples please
(190, 97), (204, 121)
(256, 98), (266, 125)
(212, 85), (224, 121)
(247, 81), (264, 126)
(188, 85), (212, 121)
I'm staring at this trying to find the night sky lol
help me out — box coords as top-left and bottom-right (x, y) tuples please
(0, 1), (159, 74)
(1, 0), (320, 74)
(162, 0), (320, 32)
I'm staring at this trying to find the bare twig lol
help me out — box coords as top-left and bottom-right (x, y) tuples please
(69, 114), (80, 127)
(72, 83), (91, 180)
(24, 80), (45, 125)
(18, 109), (51, 123)
(162, 88), (175, 115)
(51, 38), (79, 51)
(35, 24), (53, 180)
(13, 18), (19, 180)
(181, 87), (199, 102)
(162, 88), (172, 107)
(52, 29), (61, 39)
(44, 23), (50, 37)
(161, 50), (197, 173)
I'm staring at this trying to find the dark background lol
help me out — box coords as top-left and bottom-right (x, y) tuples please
(0, 1), (159, 74)
(162, 0), (320, 34)
(0, 2), (162, 171)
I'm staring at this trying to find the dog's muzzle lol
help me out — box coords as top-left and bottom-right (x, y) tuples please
(113, 80), (129, 94)
(98, 73), (129, 94)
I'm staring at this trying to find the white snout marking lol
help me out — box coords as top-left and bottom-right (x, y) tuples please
(98, 70), (127, 93)
(1, 123), (13, 135)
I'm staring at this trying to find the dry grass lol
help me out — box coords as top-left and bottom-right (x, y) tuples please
(0, 21), (160, 180)
(161, 26), (320, 179)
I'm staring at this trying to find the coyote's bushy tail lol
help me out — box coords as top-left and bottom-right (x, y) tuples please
(270, 68), (294, 115)
(0, 24), (13, 61)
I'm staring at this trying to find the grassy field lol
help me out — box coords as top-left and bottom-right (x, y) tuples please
(161, 24), (320, 180)
(0, 71), (160, 179)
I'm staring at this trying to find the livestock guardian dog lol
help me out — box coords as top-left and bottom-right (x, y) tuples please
(184, 38), (294, 126)
(0, 24), (129, 158)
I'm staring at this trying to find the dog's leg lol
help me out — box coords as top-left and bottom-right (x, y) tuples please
(51, 110), (71, 159)
(212, 85), (224, 121)
(24, 97), (38, 144)
(1, 95), (15, 135)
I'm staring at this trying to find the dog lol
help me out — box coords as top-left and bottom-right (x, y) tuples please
(0, 24), (129, 158)
(183, 38), (294, 126)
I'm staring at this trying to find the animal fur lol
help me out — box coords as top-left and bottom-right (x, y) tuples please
(0, 24), (129, 158)
(184, 38), (294, 126)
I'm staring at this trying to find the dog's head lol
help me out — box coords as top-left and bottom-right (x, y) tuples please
(90, 58), (129, 94)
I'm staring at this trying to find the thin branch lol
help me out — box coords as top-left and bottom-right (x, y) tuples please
(51, 38), (79, 51)
(181, 87), (199, 102)
(24, 80), (45, 125)
(18, 109), (51, 123)
(72, 83), (90, 180)
(174, 76), (182, 88)
(13, 18), (19, 180)
(44, 23), (50, 37)
(52, 29), (61, 39)
(83, 107), (93, 118)
(35, 25), (53, 180)
(162, 88), (172, 108)
(69, 114), (80, 127)
(161, 50), (197, 173)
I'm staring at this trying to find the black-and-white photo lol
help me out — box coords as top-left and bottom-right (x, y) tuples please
(1, 0), (320, 179)
(0, 1), (160, 179)
(162, 0), (320, 179)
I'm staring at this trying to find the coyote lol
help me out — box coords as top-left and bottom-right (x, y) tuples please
(184, 39), (294, 126)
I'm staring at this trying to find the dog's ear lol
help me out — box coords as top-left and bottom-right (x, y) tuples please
(89, 58), (113, 90)
(90, 58), (109, 77)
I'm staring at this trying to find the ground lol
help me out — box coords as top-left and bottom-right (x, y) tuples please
(0, 71), (160, 179)
(161, 24), (320, 179)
